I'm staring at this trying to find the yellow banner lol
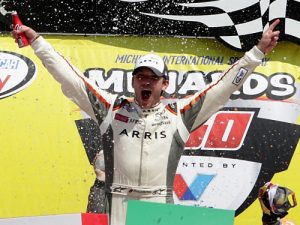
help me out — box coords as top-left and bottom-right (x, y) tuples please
(0, 34), (299, 225)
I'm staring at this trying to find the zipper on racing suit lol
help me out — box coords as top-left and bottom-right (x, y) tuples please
(138, 117), (146, 186)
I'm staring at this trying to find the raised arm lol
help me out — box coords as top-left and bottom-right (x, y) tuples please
(12, 26), (116, 123)
(179, 19), (280, 132)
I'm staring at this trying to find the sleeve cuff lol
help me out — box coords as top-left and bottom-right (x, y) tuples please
(251, 46), (265, 59)
(31, 36), (47, 50)
(244, 45), (265, 63)
(31, 36), (54, 54)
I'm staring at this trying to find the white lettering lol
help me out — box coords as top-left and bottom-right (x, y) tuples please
(84, 69), (296, 101)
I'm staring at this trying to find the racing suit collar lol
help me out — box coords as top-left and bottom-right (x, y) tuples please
(133, 101), (163, 117)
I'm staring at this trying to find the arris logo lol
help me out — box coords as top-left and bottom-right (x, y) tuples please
(0, 51), (36, 99)
(173, 174), (215, 200)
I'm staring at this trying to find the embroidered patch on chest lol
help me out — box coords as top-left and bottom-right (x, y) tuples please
(115, 113), (129, 123)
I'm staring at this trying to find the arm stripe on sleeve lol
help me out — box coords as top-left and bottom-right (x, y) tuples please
(59, 53), (111, 109)
(180, 62), (238, 114)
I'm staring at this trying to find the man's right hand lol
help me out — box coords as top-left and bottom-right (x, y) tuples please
(11, 25), (40, 44)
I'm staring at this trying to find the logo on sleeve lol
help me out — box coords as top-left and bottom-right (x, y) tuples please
(233, 67), (248, 86)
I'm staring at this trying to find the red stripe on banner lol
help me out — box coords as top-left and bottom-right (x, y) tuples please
(173, 174), (189, 199)
(81, 213), (108, 225)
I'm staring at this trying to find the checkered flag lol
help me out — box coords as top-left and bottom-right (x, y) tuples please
(120, 0), (300, 51)
(139, 0), (265, 50)
(272, 0), (300, 44)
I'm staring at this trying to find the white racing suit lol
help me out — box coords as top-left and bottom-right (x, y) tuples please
(31, 37), (264, 225)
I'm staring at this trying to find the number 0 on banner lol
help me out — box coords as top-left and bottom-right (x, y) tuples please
(185, 111), (254, 150)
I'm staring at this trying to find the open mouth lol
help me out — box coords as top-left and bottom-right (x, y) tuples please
(141, 90), (152, 100)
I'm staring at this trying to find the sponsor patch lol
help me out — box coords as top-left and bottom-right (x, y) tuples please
(115, 113), (129, 123)
(232, 67), (248, 85)
(122, 102), (138, 113)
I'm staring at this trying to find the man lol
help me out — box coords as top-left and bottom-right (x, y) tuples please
(12, 20), (280, 225)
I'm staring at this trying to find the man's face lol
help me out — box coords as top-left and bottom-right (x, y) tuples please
(132, 67), (169, 109)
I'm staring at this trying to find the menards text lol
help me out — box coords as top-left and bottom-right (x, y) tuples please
(84, 68), (296, 101)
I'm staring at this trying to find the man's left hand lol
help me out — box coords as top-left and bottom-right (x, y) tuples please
(257, 19), (280, 54)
